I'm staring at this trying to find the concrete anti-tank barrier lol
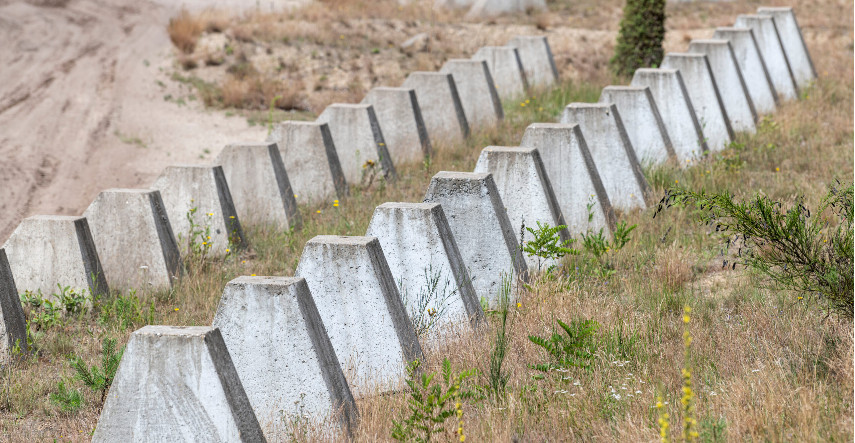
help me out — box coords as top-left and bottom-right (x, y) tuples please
(713, 27), (779, 114)
(402, 72), (470, 143)
(734, 14), (798, 100)
(688, 40), (758, 134)
(440, 59), (504, 127)
(361, 87), (432, 165)
(465, 0), (546, 18)
(0, 249), (27, 363)
(507, 36), (559, 89)
(757, 7), (816, 90)
(599, 86), (676, 165)
(316, 104), (396, 185)
(471, 46), (528, 100)
(267, 121), (348, 204)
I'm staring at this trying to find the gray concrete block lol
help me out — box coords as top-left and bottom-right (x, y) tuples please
(688, 40), (758, 134)
(2, 215), (109, 300)
(83, 189), (180, 291)
(361, 87), (432, 165)
(520, 123), (616, 237)
(295, 236), (422, 395)
(0, 249), (27, 363)
(401, 72), (469, 143)
(366, 203), (483, 330)
(661, 53), (734, 152)
(713, 27), (779, 114)
(92, 326), (265, 442)
(734, 14), (798, 100)
(216, 143), (301, 230)
(631, 68), (708, 164)
(267, 121), (348, 204)
(599, 86), (677, 165)
(507, 36), (558, 89)
(465, 0), (546, 19)
(440, 59), (504, 127)
(212, 276), (357, 435)
(757, 7), (816, 89)
(151, 165), (245, 257)
(560, 104), (649, 211)
(316, 104), (397, 186)
(473, 147), (569, 271)
(472, 46), (528, 100)
(423, 172), (528, 306)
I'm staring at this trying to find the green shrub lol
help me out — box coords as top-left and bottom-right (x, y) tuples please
(71, 338), (124, 406)
(529, 318), (599, 376)
(610, 0), (666, 77)
(522, 221), (577, 272)
(49, 379), (83, 414)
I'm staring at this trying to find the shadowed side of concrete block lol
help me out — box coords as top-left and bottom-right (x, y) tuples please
(151, 165), (245, 257)
(212, 276), (358, 436)
(92, 326), (265, 442)
(295, 236), (422, 397)
(561, 104), (649, 211)
(599, 86), (676, 165)
(631, 68), (708, 165)
(440, 59), (504, 127)
(473, 147), (568, 271)
(267, 121), (348, 204)
(472, 46), (528, 100)
(217, 143), (301, 230)
(2, 215), (109, 300)
(688, 40), (758, 134)
(714, 27), (778, 114)
(402, 72), (470, 143)
(507, 35), (558, 89)
(757, 7), (816, 89)
(661, 53), (734, 151)
(83, 189), (180, 291)
(520, 123), (615, 237)
(465, 0), (546, 18)
(734, 14), (798, 100)
(317, 104), (396, 185)
(362, 87), (432, 165)
(0, 249), (27, 363)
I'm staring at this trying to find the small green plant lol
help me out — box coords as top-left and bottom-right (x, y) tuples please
(399, 265), (459, 338)
(528, 318), (599, 376)
(97, 289), (156, 331)
(610, 0), (666, 76)
(581, 221), (637, 259)
(522, 221), (577, 272)
(180, 206), (215, 266)
(55, 284), (90, 316)
(71, 337), (124, 406)
(481, 274), (512, 403)
(50, 378), (84, 414)
(20, 290), (63, 331)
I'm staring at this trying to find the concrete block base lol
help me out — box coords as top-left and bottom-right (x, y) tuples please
(267, 121), (348, 204)
(362, 87), (432, 165)
(402, 72), (469, 144)
(734, 14), (798, 100)
(440, 59), (504, 127)
(688, 40), (758, 134)
(599, 86), (676, 165)
(0, 249), (27, 363)
(507, 36), (558, 89)
(757, 7), (816, 89)
(472, 46), (528, 100)
(317, 104), (396, 185)
(713, 27), (778, 114)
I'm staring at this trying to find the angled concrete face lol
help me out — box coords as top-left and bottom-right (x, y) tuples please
(688, 40), (758, 134)
(560, 104), (649, 211)
(151, 165), (245, 257)
(366, 203), (483, 330)
(92, 326), (265, 443)
(599, 86), (676, 165)
(631, 68), (708, 165)
(295, 236), (422, 395)
(734, 14), (798, 100)
(507, 36), (558, 88)
(401, 72), (469, 144)
(713, 27), (778, 114)
(473, 147), (568, 271)
(465, 0), (546, 18)
(317, 104), (396, 186)
(2, 215), (109, 300)
(757, 7), (816, 89)
(661, 53), (734, 152)
(519, 123), (615, 237)
(440, 59), (504, 127)
(0, 250), (27, 363)
(83, 189), (180, 291)
(267, 121), (348, 204)
(361, 87), (432, 165)
(423, 172), (528, 306)
(216, 143), (301, 230)
(472, 46), (528, 100)
(212, 276), (357, 435)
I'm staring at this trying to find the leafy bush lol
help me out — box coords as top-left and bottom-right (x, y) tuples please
(610, 0), (666, 77)
(522, 221), (577, 272)
(529, 318), (599, 376)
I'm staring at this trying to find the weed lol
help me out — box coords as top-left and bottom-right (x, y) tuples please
(399, 265), (459, 338)
(97, 289), (155, 331)
(522, 221), (576, 273)
(481, 275), (512, 403)
(70, 338), (124, 406)
(49, 379), (83, 414)
(529, 318), (599, 376)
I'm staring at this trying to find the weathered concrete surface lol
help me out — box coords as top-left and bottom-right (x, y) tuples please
(267, 121), (348, 204)
(295, 236), (422, 395)
(440, 59), (504, 127)
(688, 40), (757, 134)
(757, 7), (816, 89)
(212, 276), (357, 435)
(661, 53), (734, 152)
(473, 147), (568, 271)
(361, 87), (432, 165)
(560, 104), (649, 211)
(631, 68), (708, 165)
(519, 123), (615, 237)
(216, 143), (301, 230)
(599, 86), (676, 165)
(83, 189), (180, 291)
(151, 165), (245, 257)
(471, 46), (528, 100)
(316, 104), (396, 186)
(0, 249), (27, 363)
(401, 72), (469, 144)
(92, 326), (265, 442)
(465, 0), (546, 19)
(366, 203), (483, 329)
(423, 172), (528, 306)
(713, 27), (778, 114)
(734, 14), (798, 100)
(2, 215), (109, 300)
(507, 36), (558, 89)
